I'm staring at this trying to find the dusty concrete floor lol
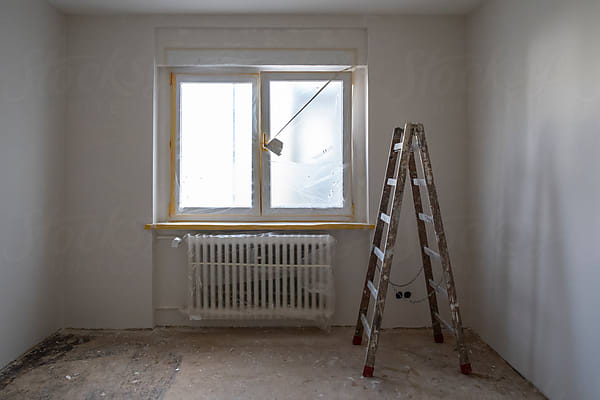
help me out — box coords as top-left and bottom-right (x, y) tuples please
(0, 327), (544, 399)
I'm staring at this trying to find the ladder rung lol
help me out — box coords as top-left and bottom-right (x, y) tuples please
(418, 213), (434, 224)
(434, 312), (455, 335)
(394, 143), (420, 152)
(380, 213), (391, 224)
(424, 246), (441, 261)
(387, 178), (396, 186)
(360, 313), (371, 337)
(367, 280), (378, 299)
(373, 247), (385, 262)
(429, 279), (448, 296)
(413, 178), (427, 187)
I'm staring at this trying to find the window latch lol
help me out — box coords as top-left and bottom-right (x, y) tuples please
(262, 132), (283, 156)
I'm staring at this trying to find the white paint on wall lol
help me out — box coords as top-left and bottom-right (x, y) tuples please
(64, 16), (154, 328)
(64, 14), (469, 329)
(365, 16), (470, 328)
(467, 0), (600, 398)
(0, 0), (66, 368)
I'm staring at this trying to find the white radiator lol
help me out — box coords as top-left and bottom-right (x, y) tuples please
(185, 234), (336, 321)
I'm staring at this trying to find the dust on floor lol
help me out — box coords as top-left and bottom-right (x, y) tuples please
(0, 327), (545, 399)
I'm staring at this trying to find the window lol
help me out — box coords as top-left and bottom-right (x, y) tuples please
(170, 70), (352, 220)
(172, 75), (259, 216)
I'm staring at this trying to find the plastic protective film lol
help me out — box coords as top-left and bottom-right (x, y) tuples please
(265, 76), (350, 213)
(172, 71), (350, 218)
(184, 233), (336, 329)
(174, 76), (259, 217)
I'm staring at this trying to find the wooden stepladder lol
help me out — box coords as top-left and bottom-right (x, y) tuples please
(352, 123), (472, 377)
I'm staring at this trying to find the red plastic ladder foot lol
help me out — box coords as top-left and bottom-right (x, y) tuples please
(362, 366), (374, 377)
(353, 335), (362, 345)
(434, 333), (444, 343)
(460, 363), (472, 375)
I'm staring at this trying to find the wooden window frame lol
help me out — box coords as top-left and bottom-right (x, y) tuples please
(169, 70), (354, 222)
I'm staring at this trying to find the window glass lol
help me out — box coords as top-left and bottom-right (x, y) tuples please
(179, 82), (253, 209)
(268, 80), (344, 208)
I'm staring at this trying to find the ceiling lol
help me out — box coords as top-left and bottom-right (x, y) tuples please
(47, 0), (485, 15)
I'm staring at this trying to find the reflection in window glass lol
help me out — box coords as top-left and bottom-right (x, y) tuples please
(179, 82), (253, 209)
(269, 80), (344, 208)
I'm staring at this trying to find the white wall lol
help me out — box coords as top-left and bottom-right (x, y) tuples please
(0, 0), (66, 368)
(64, 14), (470, 329)
(366, 16), (470, 328)
(64, 16), (154, 328)
(467, 0), (600, 398)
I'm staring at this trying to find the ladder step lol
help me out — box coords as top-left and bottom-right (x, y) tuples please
(373, 247), (385, 262)
(424, 246), (441, 261)
(367, 280), (378, 299)
(413, 178), (426, 187)
(380, 213), (391, 224)
(434, 312), (455, 335)
(387, 178), (396, 186)
(394, 143), (420, 152)
(360, 313), (371, 337)
(429, 279), (448, 296)
(418, 213), (433, 224)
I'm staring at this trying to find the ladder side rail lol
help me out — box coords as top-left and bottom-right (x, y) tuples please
(363, 123), (414, 376)
(408, 152), (444, 344)
(415, 124), (471, 374)
(353, 127), (403, 344)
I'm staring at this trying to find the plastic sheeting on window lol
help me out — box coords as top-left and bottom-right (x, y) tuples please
(172, 70), (352, 217)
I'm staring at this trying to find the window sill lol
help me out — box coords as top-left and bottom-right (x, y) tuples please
(145, 222), (374, 231)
